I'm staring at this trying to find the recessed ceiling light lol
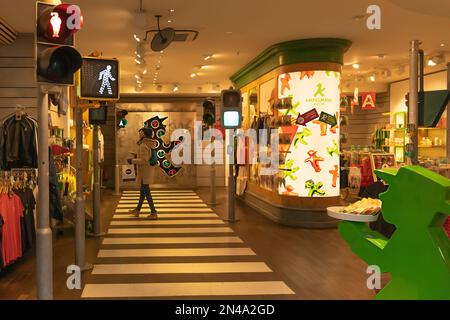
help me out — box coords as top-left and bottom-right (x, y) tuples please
(169, 9), (175, 13)
(173, 84), (179, 92)
(135, 74), (141, 79)
(167, 19), (172, 23)
(369, 74), (376, 82)
(352, 63), (360, 69)
(160, 50), (164, 54)
(142, 68), (147, 74)
(190, 73), (198, 78)
(440, 43), (445, 47)
(133, 34), (141, 42)
(203, 54), (212, 61)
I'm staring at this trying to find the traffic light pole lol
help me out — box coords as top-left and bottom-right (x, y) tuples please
(408, 40), (420, 165)
(224, 129), (239, 222)
(92, 125), (104, 236)
(74, 104), (92, 271)
(207, 127), (217, 206)
(113, 107), (121, 196)
(36, 86), (53, 300)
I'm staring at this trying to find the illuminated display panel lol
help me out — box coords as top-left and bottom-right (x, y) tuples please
(223, 111), (240, 127)
(278, 70), (340, 197)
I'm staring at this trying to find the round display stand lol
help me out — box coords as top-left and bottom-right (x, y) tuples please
(327, 206), (379, 222)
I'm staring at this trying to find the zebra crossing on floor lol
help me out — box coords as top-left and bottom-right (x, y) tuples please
(81, 189), (295, 299)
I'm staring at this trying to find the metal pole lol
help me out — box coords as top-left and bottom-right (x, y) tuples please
(92, 125), (104, 236)
(447, 63), (450, 166)
(225, 129), (238, 222)
(113, 106), (121, 196)
(36, 85), (53, 300)
(74, 105), (92, 271)
(208, 128), (217, 205)
(408, 40), (420, 165)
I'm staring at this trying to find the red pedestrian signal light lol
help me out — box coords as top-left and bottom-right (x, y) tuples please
(36, 2), (83, 85)
(405, 93), (409, 107)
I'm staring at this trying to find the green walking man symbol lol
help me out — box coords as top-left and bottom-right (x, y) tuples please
(314, 83), (326, 97)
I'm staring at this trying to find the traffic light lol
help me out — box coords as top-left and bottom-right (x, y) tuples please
(117, 109), (128, 129)
(220, 89), (242, 129)
(36, 2), (83, 85)
(202, 99), (215, 127)
(405, 93), (409, 107)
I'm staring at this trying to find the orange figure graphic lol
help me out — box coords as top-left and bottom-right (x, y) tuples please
(330, 112), (339, 134)
(313, 120), (327, 136)
(280, 74), (291, 95)
(305, 150), (324, 172)
(300, 71), (315, 80)
(329, 165), (339, 187)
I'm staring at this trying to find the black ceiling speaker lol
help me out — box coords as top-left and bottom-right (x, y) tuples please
(146, 15), (198, 52)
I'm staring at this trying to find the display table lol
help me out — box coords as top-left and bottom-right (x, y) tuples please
(231, 38), (351, 228)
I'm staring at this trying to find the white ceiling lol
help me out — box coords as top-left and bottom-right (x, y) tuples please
(1, 0), (450, 93)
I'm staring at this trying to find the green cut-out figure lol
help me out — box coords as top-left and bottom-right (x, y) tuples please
(339, 166), (450, 300)
(305, 179), (325, 197)
(326, 139), (340, 157)
(282, 159), (299, 181)
(294, 128), (312, 147)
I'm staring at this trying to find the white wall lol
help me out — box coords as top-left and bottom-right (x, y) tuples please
(390, 70), (447, 123)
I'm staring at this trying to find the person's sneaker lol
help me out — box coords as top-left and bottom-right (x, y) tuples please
(147, 212), (158, 220)
(129, 209), (140, 217)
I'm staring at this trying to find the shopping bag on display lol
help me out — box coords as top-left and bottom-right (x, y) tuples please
(122, 164), (136, 182)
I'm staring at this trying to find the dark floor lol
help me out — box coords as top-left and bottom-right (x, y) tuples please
(0, 187), (375, 300)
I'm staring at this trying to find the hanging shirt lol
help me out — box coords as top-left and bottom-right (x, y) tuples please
(0, 193), (24, 266)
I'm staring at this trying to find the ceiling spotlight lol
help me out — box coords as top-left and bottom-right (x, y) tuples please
(142, 68), (148, 75)
(173, 84), (179, 92)
(428, 54), (445, 66)
(167, 19), (172, 23)
(440, 43), (445, 47)
(169, 9), (175, 13)
(136, 78), (143, 84)
(134, 58), (142, 65)
(160, 50), (164, 54)
(369, 74), (376, 82)
(190, 73), (198, 78)
(352, 63), (360, 69)
(133, 34), (141, 42)
(203, 54), (212, 61)
(135, 74), (142, 79)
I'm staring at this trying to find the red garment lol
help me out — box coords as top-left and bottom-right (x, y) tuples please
(0, 193), (24, 266)
(444, 217), (450, 238)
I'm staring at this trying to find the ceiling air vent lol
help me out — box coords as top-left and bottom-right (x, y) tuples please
(0, 16), (17, 46)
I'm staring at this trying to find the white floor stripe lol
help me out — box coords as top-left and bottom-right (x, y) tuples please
(107, 227), (233, 234)
(119, 200), (203, 204)
(92, 262), (272, 275)
(113, 213), (219, 219)
(102, 236), (243, 245)
(120, 196), (200, 200)
(122, 190), (194, 193)
(122, 191), (197, 197)
(82, 281), (295, 298)
(116, 208), (213, 213)
(117, 203), (207, 208)
(98, 247), (256, 258)
(110, 219), (224, 226)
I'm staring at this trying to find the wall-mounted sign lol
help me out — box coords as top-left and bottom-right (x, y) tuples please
(278, 70), (340, 198)
(362, 92), (376, 110)
(78, 56), (120, 101)
(318, 112), (337, 127)
(296, 108), (319, 126)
